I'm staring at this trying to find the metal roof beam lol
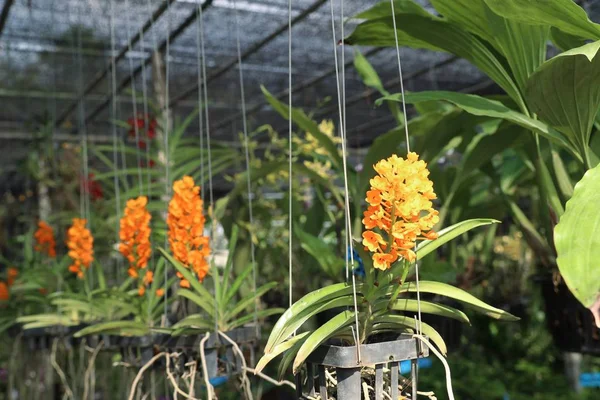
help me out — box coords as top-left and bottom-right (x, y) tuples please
(170, 0), (328, 107)
(54, 0), (179, 127)
(0, 0), (15, 39)
(83, 0), (215, 125)
(211, 46), (386, 133)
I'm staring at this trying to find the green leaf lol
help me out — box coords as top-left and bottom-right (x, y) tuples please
(223, 282), (278, 322)
(353, 49), (387, 95)
(384, 299), (470, 324)
(294, 226), (345, 280)
(483, 0), (600, 40)
(430, 0), (497, 46)
(265, 282), (361, 353)
(159, 248), (215, 313)
(262, 86), (342, 169)
(371, 315), (447, 355)
(227, 308), (285, 330)
(292, 310), (356, 374)
(268, 296), (356, 354)
(483, 5), (549, 92)
(255, 332), (310, 374)
(171, 314), (213, 331)
(74, 321), (149, 337)
(555, 163), (600, 308)
(551, 148), (574, 199)
(550, 27), (587, 52)
(417, 218), (500, 259)
(525, 41), (600, 162)
(178, 289), (215, 318)
(380, 91), (579, 158)
(399, 281), (519, 321)
(346, 14), (524, 107)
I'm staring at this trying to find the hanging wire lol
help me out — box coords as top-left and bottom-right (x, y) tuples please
(124, 0), (144, 195)
(163, 0), (173, 325)
(330, 0), (361, 361)
(389, 0), (423, 337)
(194, 3), (205, 203)
(232, 0), (259, 335)
(287, 0), (294, 317)
(109, 0), (123, 280)
(196, 1), (218, 336)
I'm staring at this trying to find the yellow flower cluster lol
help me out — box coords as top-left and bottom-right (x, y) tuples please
(66, 218), (94, 278)
(167, 176), (210, 287)
(119, 196), (153, 296)
(362, 153), (439, 270)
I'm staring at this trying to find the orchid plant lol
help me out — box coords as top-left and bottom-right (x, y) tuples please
(256, 151), (518, 377)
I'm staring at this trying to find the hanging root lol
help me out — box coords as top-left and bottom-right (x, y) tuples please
(128, 352), (167, 400)
(218, 331), (253, 400)
(165, 352), (201, 400)
(244, 368), (296, 390)
(413, 335), (454, 400)
(199, 332), (215, 400)
(51, 338), (74, 400)
(82, 340), (104, 400)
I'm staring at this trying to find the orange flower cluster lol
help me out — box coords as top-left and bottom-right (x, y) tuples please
(362, 153), (439, 270)
(119, 196), (152, 288)
(167, 176), (210, 287)
(34, 221), (56, 258)
(0, 268), (18, 301)
(0, 282), (8, 301)
(7, 268), (18, 287)
(66, 218), (94, 278)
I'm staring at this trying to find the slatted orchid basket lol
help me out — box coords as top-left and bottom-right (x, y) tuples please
(296, 335), (428, 400)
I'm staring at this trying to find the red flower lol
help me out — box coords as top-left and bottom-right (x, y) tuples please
(126, 114), (158, 145)
(82, 173), (103, 201)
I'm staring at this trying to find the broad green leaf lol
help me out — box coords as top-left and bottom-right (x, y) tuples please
(555, 164), (600, 309)
(371, 315), (447, 355)
(262, 86), (342, 168)
(347, 14), (524, 107)
(550, 27), (587, 52)
(379, 91), (578, 158)
(223, 263), (253, 307)
(278, 333), (311, 379)
(430, 0), (497, 46)
(399, 281), (519, 321)
(345, 16), (442, 50)
(525, 41), (600, 162)
(294, 226), (344, 280)
(416, 218), (499, 259)
(383, 299), (470, 324)
(74, 321), (149, 337)
(265, 282), (362, 353)
(255, 332), (310, 374)
(292, 310), (356, 373)
(484, 6), (549, 92)
(483, 0), (600, 40)
(354, 0), (432, 20)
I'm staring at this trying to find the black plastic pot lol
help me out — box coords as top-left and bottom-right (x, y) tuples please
(537, 274), (600, 355)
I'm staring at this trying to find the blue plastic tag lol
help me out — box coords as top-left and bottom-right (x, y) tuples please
(580, 372), (600, 388)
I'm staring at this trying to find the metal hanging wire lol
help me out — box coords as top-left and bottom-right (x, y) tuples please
(109, 0), (123, 280)
(124, 0), (144, 195)
(329, 0), (361, 362)
(163, 0), (173, 325)
(232, 0), (259, 335)
(389, 0), (423, 338)
(287, 0), (294, 316)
